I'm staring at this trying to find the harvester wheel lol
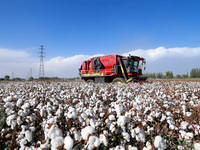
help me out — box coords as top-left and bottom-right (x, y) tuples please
(112, 77), (125, 84)
(86, 79), (94, 83)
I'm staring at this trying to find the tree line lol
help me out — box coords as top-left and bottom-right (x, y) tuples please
(143, 68), (200, 79)
(1, 68), (200, 81)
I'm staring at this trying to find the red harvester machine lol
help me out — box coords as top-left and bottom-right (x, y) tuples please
(79, 54), (147, 83)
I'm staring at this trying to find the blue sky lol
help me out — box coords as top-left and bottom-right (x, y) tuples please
(0, 0), (200, 78)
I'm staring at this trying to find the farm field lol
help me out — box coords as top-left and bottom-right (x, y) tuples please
(0, 81), (200, 150)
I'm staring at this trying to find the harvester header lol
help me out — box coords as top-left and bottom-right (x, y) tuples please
(79, 54), (147, 83)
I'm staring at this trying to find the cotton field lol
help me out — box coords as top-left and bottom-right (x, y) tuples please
(0, 81), (200, 150)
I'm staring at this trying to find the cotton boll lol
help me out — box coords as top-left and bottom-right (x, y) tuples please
(160, 114), (166, 122)
(90, 118), (96, 128)
(115, 102), (123, 117)
(20, 138), (27, 148)
(39, 143), (49, 149)
(184, 132), (193, 140)
(88, 136), (100, 148)
(109, 115), (115, 121)
(81, 126), (95, 140)
(109, 122), (116, 133)
(132, 127), (146, 142)
(64, 134), (74, 150)
(186, 112), (192, 117)
(22, 102), (30, 110)
(4, 96), (12, 102)
(6, 114), (17, 129)
(51, 136), (64, 149)
(194, 143), (200, 150)
(25, 130), (33, 142)
(17, 116), (23, 126)
(81, 111), (88, 119)
(128, 145), (138, 150)
(154, 136), (165, 150)
(16, 98), (24, 107)
(99, 134), (107, 146)
(48, 125), (62, 140)
(122, 132), (130, 142)
(117, 116), (127, 127)
(67, 107), (77, 119)
(180, 121), (189, 130)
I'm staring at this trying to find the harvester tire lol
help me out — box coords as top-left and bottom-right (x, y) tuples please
(86, 79), (94, 83)
(112, 77), (125, 84)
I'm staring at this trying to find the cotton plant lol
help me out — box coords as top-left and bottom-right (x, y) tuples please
(0, 81), (200, 149)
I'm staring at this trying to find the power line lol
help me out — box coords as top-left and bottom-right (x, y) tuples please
(39, 45), (45, 79)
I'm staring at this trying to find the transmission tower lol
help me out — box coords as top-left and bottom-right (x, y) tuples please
(39, 45), (45, 79)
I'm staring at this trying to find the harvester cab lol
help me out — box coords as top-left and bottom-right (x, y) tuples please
(79, 54), (147, 83)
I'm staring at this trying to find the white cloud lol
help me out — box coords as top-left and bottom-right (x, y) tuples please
(42, 54), (104, 78)
(123, 47), (200, 61)
(0, 48), (31, 63)
(0, 48), (36, 78)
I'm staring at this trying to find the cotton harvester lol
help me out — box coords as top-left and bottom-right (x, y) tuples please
(79, 54), (147, 83)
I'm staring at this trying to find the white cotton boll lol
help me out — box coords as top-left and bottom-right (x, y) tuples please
(186, 112), (192, 117)
(145, 141), (152, 150)
(74, 131), (81, 142)
(25, 130), (33, 142)
(48, 125), (62, 140)
(184, 132), (193, 140)
(81, 126), (95, 140)
(4, 96), (12, 102)
(22, 102), (30, 110)
(194, 143), (200, 150)
(122, 132), (130, 142)
(20, 138), (27, 147)
(180, 121), (189, 130)
(39, 143), (49, 149)
(100, 112), (104, 117)
(16, 98), (23, 107)
(117, 116), (127, 127)
(154, 136), (165, 150)
(131, 129), (136, 138)
(90, 118), (96, 128)
(166, 111), (171, 116)
(115, 103), (123, 117)
(160, 114), (166, 122)
(67, 107), (77, 119)
(133, 127), (146, 142)
(17, 116), (23, 126)
(81, 112), (88, 119)
(6, 114), (16, 126)
(109, 115), (115, 121)
(56, 108), (63, 117)
(88, 136), (100, 148)
(30, 127), (35, 132)
(109, 122), (116, 133)
(179, 130), (186, 139)
(128, 145), (138, 150)
(100, 134), (107, 146)
(177, 145), (184, 150)
(51, 136), (64, 149)
(64, 135), (74, 150)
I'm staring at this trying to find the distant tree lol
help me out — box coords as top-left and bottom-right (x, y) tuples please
(176, 74), (182, 78)
(166, 71), (173, 79)
(156, 72), (164, 79)
(190, 68), (200, 78)
(4, 75), (10, 81)
(143, 73), (156, 79)
(182, 74), (189, 79)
